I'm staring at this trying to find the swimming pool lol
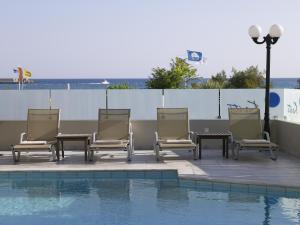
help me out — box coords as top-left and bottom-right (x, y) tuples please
(0, 171), (299, 225)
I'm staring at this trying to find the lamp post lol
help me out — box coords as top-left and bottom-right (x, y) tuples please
(248, 24), (284, 135)
(101, 80), (110, 109)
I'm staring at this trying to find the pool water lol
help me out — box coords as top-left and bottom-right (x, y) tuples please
(0, 177), (299, 225)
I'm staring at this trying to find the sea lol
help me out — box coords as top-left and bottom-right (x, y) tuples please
(0, 78), (299, 90)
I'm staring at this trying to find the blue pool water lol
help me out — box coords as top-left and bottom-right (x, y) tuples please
(0, 174), (299, 225)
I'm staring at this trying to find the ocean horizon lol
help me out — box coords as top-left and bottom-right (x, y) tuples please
(0, 77), (299, 90)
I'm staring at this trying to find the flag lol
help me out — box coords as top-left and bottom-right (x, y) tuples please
(24, 70), (32, 78)
(187, 50), (202, 62)
(13, 67), (23, 82)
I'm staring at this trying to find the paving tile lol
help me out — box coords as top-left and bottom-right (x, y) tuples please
(43, 171), (60, 179)
(195, 180), (213, 190)
(230, 183), (249, 193)
(145, 171), (162, 179)
(179, 179), (196, 188)
(213, 182), (231, 191)
(267, 186), (286, 195)
(26, 171), (43, 179)
(285, 187), (300, 198)
(60, 171), (78, 179)
(111, 171), (128, 178)
(162, 170), (178, 179)
(249, 185), (267, 194)
(0, 150), (299, 189)
(0, 172), (9, 179)
(9, 171), (25, 179)
(128, 171), (145, 179)
(77, 171), (94, 179)
(94, 171), (111, 178)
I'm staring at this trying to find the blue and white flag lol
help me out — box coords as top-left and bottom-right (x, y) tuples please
(187, 50), (202, 62)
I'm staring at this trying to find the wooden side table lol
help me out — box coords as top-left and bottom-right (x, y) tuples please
(197, 132), (231, 159)
(56, 134), (91, 161)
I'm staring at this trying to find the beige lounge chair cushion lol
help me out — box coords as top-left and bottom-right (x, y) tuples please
(90, 140), (129, 149)
(21, 141), (48, 145)
(159, 142), (196, 149)
(237, 139), (278, 148)
(164, 139), (192, 144)
(242, 139), (270, 144)
(94, 140), (123, 145)
(13, 144), (52, 151)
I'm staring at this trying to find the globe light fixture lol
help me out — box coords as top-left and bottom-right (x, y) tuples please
(269, 24), (284, 38)
(248, 24), (284, 135)
(248, 25), (262, 38)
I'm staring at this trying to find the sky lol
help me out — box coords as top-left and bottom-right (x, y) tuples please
(0, 0), (299, 78)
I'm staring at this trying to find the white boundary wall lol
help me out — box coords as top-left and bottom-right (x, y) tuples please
(108, 89), (162, 120)
(0, 90), (50, 120)
(0, 89), (296, 122)
(51, 90), (106, 120)
(164, 89), (219, 119)
(220, 89), (284, 120)
(283, 89), (300, 123)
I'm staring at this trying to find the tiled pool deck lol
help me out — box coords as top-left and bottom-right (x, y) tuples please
(1, 149), (300, 189)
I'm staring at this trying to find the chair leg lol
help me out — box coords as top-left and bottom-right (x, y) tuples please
(12, 147), (20, 162)
(131, 139), (135, 154)
(231, 142), (235, 159)
(193, 147), (198, 160)
(51, 145), (57, 161)
(234, 144), (240, 160)
(88, 150), (94, 161)
(269, 147), (277, 161)
(127, 145), (132, 162)
(155, 144), (160, 161)
(87, 150), (90, 161)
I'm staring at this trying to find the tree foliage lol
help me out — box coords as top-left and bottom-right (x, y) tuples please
(107, 83), (130, 89)
(146, 57), (197, 89)
(192, 80), (224, 89)
(211, 70), (227, 84)
(193, 66), (265, 89)
(228, 66), (265, 88)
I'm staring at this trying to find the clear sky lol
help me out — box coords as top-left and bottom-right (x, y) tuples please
(0, 0), (299, 78)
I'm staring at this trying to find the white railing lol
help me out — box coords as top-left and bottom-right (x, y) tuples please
(0, 89), (299, 122)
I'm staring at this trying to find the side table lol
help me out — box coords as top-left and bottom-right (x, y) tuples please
(196, 132), (231, 159)
(56, 134), (91, 161)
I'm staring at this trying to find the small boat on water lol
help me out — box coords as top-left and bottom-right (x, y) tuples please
(101, 80), (110, 85)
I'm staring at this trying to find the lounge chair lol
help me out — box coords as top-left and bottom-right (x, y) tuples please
(11, 109), (60, 162)
(154, 108), (198, 161)
(88, 109), (133, 161)
(228, 108), (278, 160)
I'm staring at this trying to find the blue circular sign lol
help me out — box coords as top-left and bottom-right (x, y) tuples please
(270, 92), (280, 107)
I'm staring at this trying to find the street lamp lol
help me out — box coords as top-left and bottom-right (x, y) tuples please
(101, 79), (110, 109)
(248, 24), (284, 135)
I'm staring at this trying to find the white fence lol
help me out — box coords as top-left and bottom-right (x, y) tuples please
(107, 89), (162, 120)
(51, 90), (106, 120)
(164, 89), (219, 119)
(0, 89), (299, 122)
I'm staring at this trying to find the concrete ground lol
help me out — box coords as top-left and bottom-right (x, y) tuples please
(1, 149), (300, 188)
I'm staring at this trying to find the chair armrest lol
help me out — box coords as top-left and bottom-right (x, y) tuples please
(129, 131), (133, 145)
(189, 131), (196, 143)
(155, 131), (159, 143)
(227, 131), (234, 143)
(263, 131), (270, 141)
(93, 132), (97, 143)
(20, 132), (27, 143)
